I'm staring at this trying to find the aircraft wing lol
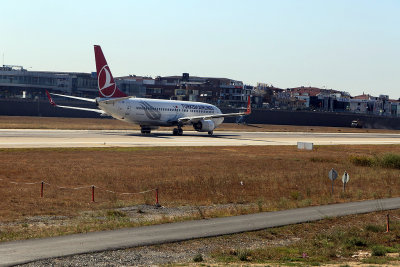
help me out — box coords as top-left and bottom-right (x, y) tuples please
(178, 111), (249, 124)
(45, 90), (105, 114)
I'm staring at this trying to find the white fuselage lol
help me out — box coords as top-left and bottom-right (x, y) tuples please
(97, 97), (224, 128)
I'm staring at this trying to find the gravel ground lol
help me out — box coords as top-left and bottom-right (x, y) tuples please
(18, 229), (297, 266)
(2, 203), (259, 229)
(117, 203), (258, 222)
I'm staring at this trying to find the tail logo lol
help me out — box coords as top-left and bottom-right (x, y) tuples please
(98, 65), (116, 97)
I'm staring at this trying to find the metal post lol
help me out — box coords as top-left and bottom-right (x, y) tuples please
(40, 181), (44, 198)
(155, 188), (161, 207)
(386, 214), (390, 232)
(343, 182), (346, 193)
(331, 181), (334, 195)
(92, 186), (95, 202)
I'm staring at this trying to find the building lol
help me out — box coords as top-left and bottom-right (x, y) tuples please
(0, 65), (150, 100)
(0, 66), (250, 108)
(140, 74), (250, 107)
(2, 64), (397, 116)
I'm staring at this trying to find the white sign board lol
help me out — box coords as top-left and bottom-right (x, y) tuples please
(297, 142), (313, 150)
(342, 172), (350, 184)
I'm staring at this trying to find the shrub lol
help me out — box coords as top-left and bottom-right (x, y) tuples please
(257, 199), (263, 212)
(193, 254), (203, 262)
(350, 153), (400, 169)
(349, 155), (374, 167)
(365, 224), (383, 233)
(371, 245), (387, 256)
(310, 157), (336, 163)
(379, 153), (400, 169)
(237, 249), (250, 261)
(290, 191), (302, 200)
(345, 237), (367, 248)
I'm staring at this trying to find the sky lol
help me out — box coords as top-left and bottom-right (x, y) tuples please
(1, 0), (399, 99)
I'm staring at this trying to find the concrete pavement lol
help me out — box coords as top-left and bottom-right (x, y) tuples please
(0, 129), (399, 148)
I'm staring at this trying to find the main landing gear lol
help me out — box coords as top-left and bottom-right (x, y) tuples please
(172, 127), (183, 136)
(140, 126), (151, 135)
(208, 131), (213, 135)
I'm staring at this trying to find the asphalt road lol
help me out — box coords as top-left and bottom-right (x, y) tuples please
(0, 129), (399, 147)
(1, 197), (399, 266)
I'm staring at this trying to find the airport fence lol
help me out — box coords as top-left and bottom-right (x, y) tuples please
(0, 178), (161, 206)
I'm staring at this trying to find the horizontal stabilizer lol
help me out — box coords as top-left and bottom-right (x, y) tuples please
(45, 90), (104, 114)
(49, 93), (96, 103)
(56, 105), (105, 114)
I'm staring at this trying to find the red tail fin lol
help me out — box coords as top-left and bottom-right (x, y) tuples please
(94, 45), (127, 98)
(245, 95), (251, 114)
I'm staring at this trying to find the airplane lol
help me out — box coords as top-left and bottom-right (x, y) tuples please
(46, 45), (251, 136)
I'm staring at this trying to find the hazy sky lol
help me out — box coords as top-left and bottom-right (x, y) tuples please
(1, 0), (399, 98)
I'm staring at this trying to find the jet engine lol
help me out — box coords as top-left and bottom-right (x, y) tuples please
(193, 119), (215, 132)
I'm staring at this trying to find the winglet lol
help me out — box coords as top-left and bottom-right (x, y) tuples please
(45, 90), (57, 106)
(245, 95), (251, 114)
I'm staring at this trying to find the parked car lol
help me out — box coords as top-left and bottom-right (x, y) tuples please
(351, 119), (363, 128)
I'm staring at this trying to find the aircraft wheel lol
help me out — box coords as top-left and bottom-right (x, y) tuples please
(141, 127), (151, 134)
(208, 131), (213, 135)
(173, 128), (178, 135)
(178, 128), (183, 136)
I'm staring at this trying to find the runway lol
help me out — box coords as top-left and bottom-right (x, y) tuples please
(0, 129), (399, 148)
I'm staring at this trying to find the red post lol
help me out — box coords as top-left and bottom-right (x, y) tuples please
(155, 188), (161, 207)
(386, 214), (390, 232)
(40, 181), (44, 198)
(92, 185), (95, 202)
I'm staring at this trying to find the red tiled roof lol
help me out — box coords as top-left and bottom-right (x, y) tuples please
(353, 94), (371, 100)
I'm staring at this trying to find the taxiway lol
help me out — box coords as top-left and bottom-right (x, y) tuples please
(0, 129), (399, 148)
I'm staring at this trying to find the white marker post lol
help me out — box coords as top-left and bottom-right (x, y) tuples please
(342, 171), (350, 192)
(329, 168), (338, 195)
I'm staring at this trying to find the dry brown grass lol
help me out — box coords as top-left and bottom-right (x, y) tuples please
(0, 116), (398, 133)
(0, 145), (399, 224)
(211, 209), (400, 265)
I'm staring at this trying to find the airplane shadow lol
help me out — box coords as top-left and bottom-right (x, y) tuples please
(101, 131), (273, 143)
(211, 134), (275, 143)
(130, 132), (238, 138)
(101, 131), (239, 138)
(242, 124), (263, 128)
